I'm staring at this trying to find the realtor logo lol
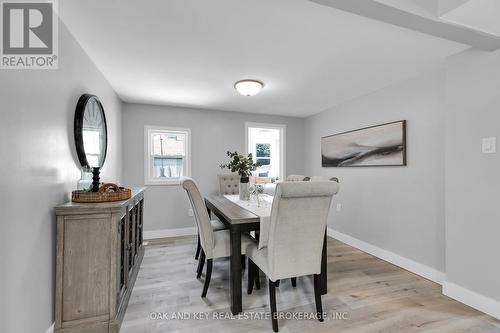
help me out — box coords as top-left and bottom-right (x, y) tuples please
(1, 0), (58, 69)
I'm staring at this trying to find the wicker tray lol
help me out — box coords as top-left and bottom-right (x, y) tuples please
(72, 183), (132, 203)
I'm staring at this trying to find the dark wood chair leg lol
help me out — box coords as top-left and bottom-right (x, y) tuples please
(241, 255), (246, 270)
(291, 277), (297, 287)
(275, 279), (280, 287)
(201, 259), (212, 297)
(269, 280), (279, 332)
(247, 259), (255, 295)
(313, 274), (324, 322)
(319, 231), (327, 295)
(195, 234), (201, 260)
(255, 268), (261, 290)
(197, 250), (205, 279)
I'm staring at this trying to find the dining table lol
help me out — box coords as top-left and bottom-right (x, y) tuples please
(204, 194), (328, 315)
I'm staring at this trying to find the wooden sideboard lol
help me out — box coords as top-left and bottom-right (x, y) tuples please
(54, 187), (146, 333)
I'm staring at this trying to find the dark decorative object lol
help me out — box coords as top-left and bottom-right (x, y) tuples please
(92, 167), (100, 192)
(74, 94), (108, 191)
(321, 120), (407, 167)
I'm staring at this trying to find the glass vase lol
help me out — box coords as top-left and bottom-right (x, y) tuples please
(239, 177), (250, 201)
(77, 166), (93, 191)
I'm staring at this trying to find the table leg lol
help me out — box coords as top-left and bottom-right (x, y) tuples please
(254, 230), (261, 290)
(319, 231), (327, 295)
(230, 225), (242, 314)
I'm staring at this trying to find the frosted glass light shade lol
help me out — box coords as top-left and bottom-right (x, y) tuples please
(234, 80), (264, 96)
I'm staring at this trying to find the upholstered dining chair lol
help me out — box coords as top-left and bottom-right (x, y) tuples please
(285, 174), (309, 181)
(245, 181), (338, 332)
(218, 174), (240, 195)
(266, 176), (338, 288)
(192, 176), (233, 261)
(181, 177), (254, 297)
(309, 175), (339, 183)
(184, 176), (225, 261)
(216, 174), (247, 269)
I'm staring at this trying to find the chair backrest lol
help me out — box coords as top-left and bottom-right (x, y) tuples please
(309, 175), (339, 183)
(286, 174), (308, 182)
(181, 177), (215, 257)
(267, 181), (338, 281)
(218, 174), (240, 195)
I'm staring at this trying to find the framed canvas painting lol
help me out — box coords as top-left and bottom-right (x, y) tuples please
(321, 120), (407, 167)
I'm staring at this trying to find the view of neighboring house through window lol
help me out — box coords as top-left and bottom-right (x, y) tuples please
(256, 143), (271, 168)
(246, 123), (285, 180)
(145, 126), (190, 185)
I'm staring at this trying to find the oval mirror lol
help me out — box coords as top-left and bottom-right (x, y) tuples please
(74, 94), (108, 168)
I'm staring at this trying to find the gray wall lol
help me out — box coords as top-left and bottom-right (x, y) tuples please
(0, 23), (123, 333)
(304, 70), (447, 272)
(122, 103), (305, 231)
(445, 49), (500, 301)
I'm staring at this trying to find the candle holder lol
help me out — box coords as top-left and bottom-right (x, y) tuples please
(92, 167), (100, 192)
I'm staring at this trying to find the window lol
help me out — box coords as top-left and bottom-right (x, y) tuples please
(246, 123), (286, 180)
(82, 129), (101, 167)
(255, 143), (271, 167)
(145, 126), (190, 185)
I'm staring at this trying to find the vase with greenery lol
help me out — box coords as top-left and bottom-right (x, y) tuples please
(220, 151), (259, 200)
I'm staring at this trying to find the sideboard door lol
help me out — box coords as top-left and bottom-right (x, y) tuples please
(117, 213), (127, 308)
(61, 216), (110, 322)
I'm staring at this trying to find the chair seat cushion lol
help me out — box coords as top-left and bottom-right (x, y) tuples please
(210, 220), (226, 231)
(245, 240), (271, 278)
(211, 230), (255, 259)
(246, 240), (315, 282)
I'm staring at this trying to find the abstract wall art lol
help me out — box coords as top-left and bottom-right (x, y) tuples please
(321, 120), (406, 167)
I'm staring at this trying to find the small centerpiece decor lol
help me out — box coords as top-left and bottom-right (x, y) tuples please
(220, 151), (259, 200)
(77, 166), (93, 191)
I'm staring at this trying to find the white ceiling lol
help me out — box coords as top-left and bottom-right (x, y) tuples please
(60, 0), (467, 117)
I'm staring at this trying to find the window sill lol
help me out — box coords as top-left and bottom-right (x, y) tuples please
(145, 179), (182, 186)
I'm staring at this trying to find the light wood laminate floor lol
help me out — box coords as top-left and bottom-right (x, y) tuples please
(122, 237), (500, 333)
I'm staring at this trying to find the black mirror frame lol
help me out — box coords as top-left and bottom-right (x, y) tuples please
(74, 94), (108, 168)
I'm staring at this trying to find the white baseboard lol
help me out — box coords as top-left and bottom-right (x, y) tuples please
(327, 228), (445, 285)
(443, 281), (500, 320)
(45, 323), (54, 333)
(144, 227), (197, 240)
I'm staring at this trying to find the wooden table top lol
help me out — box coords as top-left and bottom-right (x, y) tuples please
(205, 195), (260, 225)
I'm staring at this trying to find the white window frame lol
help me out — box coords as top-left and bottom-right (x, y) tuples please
(144, 125), (191, 186)
(245, 122), (286, 181)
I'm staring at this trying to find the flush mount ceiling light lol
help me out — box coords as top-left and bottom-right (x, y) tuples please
(234, 79), (264, 97)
